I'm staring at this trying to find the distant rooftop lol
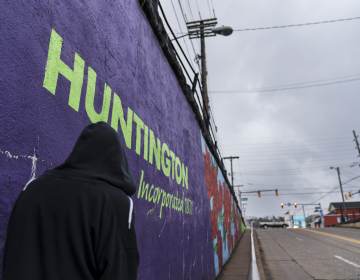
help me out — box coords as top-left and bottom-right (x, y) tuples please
(328, 201), (360, 211)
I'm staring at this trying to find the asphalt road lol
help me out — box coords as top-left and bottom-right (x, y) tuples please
(256, 227), (360, 280)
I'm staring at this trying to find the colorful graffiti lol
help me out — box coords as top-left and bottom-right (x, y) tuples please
(202, 139), (242, 276)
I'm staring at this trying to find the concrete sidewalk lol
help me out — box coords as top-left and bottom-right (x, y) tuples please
(217, 230), (252, 280)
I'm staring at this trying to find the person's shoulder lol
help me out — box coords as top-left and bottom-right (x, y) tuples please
(105, 185), (130, 209)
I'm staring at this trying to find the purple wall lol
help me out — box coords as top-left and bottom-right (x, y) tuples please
(0, 1), (242, 279)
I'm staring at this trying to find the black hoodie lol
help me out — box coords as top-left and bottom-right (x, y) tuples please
(3, 122), (139, 280)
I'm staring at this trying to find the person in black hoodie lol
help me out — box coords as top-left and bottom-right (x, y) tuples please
(3, 122), (139, 280)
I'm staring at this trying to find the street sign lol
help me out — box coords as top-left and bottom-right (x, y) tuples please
(241, 197), (248, 202)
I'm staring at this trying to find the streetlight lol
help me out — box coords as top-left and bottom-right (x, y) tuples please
(186, 18), (233, 128)
(329, 166), (346, 223)
(212, 26), (233, 36)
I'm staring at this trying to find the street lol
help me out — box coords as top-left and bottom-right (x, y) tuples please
(257, 228), (360, 280)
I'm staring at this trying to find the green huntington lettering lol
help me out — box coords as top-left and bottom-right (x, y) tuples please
(111, 93), (133, 149)
(43, 29), (85, 112)
(143, 125), (149, 161)
(172, 196), (177, 209)
(169, 150), (176, 180)
(43, 30), (191, 191)
(156, 188), (162, 204)
(165, 193), (171, 207)
(175, 156), (182, 185)
(85, 67), (112, 123)
(137, 170), (144, 199)
(176, 197), (180, 209)
(174, 196), (178, 210)
(149, 129), (161, 171)
(147, 185), (154, 202)
(139, 182), (149, 199)
(181, 163), (188, 189)
(133, 113), (144, 156)
(180, 198), (183, 211)
(161, 143), (171, 177)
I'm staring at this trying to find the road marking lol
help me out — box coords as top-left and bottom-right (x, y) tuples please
(303, 229), (360, 245)
(296, 237), (303, 241)
(334, 255), (360, 268)
(251, 223), (260, 280)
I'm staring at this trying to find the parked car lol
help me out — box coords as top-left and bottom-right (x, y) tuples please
(259, 221), (289, 229)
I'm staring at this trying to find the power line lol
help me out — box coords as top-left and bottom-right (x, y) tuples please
(176, 0), (188, 22)
(227, 141), (360, 151)
(234, 15), (360, 32)
(237, 156), (356, 163)
(209, 76), (360, 95)
(310, 186), (338, 203)
(209, 0), (216, 17)
(237, 150), (357, 158)
(185, 0), (194, 20)
(237, 168), (358, 176)
(194, 0), (202, 19)
(244, 191), (358, 196)
(309, 174), (360, 203)
(237, 165), (347, 172)
(228, 146), (359, 155)
(158, 1), (197, 82)
(175, 0), (199, 71)
(170, 0), (196, 71)
(236, 144), (357, 150)
(224, 134), (359, 144)
(230, 144), (357, 152)
(245, 187), (359, 192)
(206, 0), (212, 18)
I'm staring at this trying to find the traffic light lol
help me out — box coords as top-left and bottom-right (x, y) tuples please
(275, 189), (279, 196)
(294, 202), (298, 208)
(280, 202), (284, 208)
(257, 191), (261, 198)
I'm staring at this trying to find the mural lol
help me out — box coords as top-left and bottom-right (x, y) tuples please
(0, 1), (243, 279)
(202, 139), (242, 276)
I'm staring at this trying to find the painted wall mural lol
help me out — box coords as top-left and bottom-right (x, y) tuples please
(202, 139), (242, 276)
(0, 1), (243, 279)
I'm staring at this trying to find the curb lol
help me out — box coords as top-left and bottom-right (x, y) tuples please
(253, 229), (268, 280)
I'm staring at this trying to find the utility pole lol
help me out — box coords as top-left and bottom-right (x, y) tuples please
(200, 21), (209, 128)
(223, 156), (239, 189)
(187, 18), (217, 129)
(186, 19), (233, 129)
(353, 130), (360, 157)
(330, 166), (346, 223)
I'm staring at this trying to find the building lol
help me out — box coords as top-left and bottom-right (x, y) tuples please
(324, 201), (360, 227)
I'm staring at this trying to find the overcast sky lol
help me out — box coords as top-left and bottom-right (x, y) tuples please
(160, 0), (360, 218)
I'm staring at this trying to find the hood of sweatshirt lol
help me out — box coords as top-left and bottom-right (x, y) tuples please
(56, 122), (136, 196)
